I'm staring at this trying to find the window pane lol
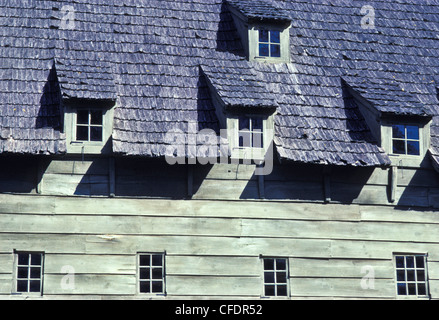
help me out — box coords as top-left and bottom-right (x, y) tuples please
(270, 31), (280, 44)
(416, 256), (425, 269)
(18, 254), (29, 266)
(17, 280), (28, 292)
(31, 254), (42, 266)
(259, 44), (269, 57)
(277, 285), (288, 296)
(407, 270), (416, 282)
(393, 139), (405, 155)
(264, 259), (275, 271)
(140, 255), (150, 267)
(406, 256), (415, 268)
(17, 267), (28, 279)
(77, 110), (89, 125)
(392, 125), (405, 139)
(152, 255), (163, 267)
(139, 268), (150, 280)
(406, 126), (419, 140)
(396, 256), (405, 268)
(239, 117), (250, 131)
(259, 30), (269, 43)
(408, 283), (417, 295)
(76, 126), (89, 141)
(276, 259), (287, 271)
(417, 270), (426, 282)
(397, 283), (407, 295)
(30, 267), (41, 279)
(29, 280), (41, 293)
(271, 44), (281, 57)
(253, 132), (264, 149)
(397, 270), (406, 282)
(265, 285), (275, 296)
(90, 127), (103, 142)
(252, 117), (263, 131)
(418, 283), (427, 296)
(139, 281), (150, 293)
(90, 110), (103, 125)
(152, 268), (163, 280)
(276, 272), (287, 284)
(407, 141), (420, 156)
(239, 131), (251, 148)
(152, 281), (163, 293)
(264, 272), (275, 284)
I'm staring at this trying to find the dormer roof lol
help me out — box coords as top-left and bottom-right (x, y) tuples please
(226, 0), (292, 23)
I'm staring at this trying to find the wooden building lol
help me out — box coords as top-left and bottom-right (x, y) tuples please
(0, 0), (439, 300)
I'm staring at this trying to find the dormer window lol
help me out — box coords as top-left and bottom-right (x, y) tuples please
(239, 116), (264, 149)
(392, 125), (420, 156)
(75, 109), (104, 143)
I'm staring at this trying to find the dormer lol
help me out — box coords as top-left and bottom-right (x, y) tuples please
(226, 0), (292, 63)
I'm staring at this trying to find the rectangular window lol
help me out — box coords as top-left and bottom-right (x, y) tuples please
(262, 258), (289, 297)
(76, 109), (104, 142)
(138, 253), (165, 295)
(392, 125), (420, 156)
(395, 255), (429, 297)
(239, 116), (264, 149)
(15, 252), (44, 295)
(258, 30), (281, 58)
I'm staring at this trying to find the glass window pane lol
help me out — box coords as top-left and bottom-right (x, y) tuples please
(239, 117), (250, 131)
(152, 268), (163, 280)
(29, 280), (41, 293)
(18, 254), (29, 266)
(252, 117), (263, 131)
(239, 131), (252, 148)
(17, 267), (28, 279)
(408, 283), (417, 295)
(152, 281), (163, 293)
(30, 267), (41, 279)
(416, 256), (425, 269)
(271, 44), (281, 57)
(406, 126), (419, 140)
(140, 255), (150, 267)
(417, 270), (426, 282)
(264, 259), (275, 271)
(259, 30), (269, 43)
(276, 272), (287, 284)
(407, 141), (420, 156)
(407, 270), (416, 282)
(253, 132), (264, 149)
(31, 254), (41, 266)
(397, 283), (407, 295)
(259, 44), (269, 57)
(418, 283), (427, 296)
(77, 110), (89, 125)
(397, 270), (406, 282)
(392, 125), (405, 139)
(406, 256), (415, 268)
(393, 139), (405, 155)
(90, 110), (103, 125)
(152, 255), (163, 267)
(276, 259), (287, 271)
(396, 256), (405, 268)
(90, 127), (103, 142)
(270, 31), (280, 44)
(277, 285), (288, 296)
(139, 281), (150, 293)
(17, 280), (28, 292)
(76, 126), (89, 141)
(264, 272), (275, 284)
(265, 285), (275, 296)
(139, 268), (150, 280)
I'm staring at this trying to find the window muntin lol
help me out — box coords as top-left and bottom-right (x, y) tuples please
(258, 30), (281, 58)
(263, 258), (289, 297)
(238, 116), (264, 149)
(392, 125), (420, 156)
(15, 252), (44, 294)
(138, 253), (165, 295)
(76, 109), (104, 142)
(395, 255), (428, 297)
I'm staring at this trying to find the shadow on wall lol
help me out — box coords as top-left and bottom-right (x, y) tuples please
(216, 0), (246, 57)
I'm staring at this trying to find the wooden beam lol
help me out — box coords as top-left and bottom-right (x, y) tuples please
(389, 166), (398, 203)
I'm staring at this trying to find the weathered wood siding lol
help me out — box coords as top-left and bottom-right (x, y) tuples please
(0, 194), (438, 299)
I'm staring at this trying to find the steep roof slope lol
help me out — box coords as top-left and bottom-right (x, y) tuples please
(0, 0), (437, 168)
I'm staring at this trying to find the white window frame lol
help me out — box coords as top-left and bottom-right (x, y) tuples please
(64, 104), (114, 154)
(260, 256), (290, 299)
(137, 253), (166, 297)
(248, 23), (291, 63)
(394, 254), (430, 299)
(13, 251), (44, 296)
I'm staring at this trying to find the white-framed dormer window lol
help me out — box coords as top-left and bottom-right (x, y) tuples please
(249, 24), (290, 63)
(228, 113), (275, 161)
(64, 103), (114, 154)
(392, 125), (420, 156)
(258, 29), (281, 58)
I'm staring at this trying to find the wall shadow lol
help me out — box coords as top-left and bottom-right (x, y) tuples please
(36, 62), (62, 130)
(216, 0), (246, 57)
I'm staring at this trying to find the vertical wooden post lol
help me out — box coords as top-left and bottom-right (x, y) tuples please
(257, 162), (265, 199)
(389, 166), (398, 203)
(109, 157), (116, 198)
(36, 158), (46, 195)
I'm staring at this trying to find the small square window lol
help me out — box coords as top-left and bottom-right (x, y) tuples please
(75, 109), (104, 143)
(395, 254), (429, 298)
(138, 253), (165, 295)
(258, 30), (282, 58)
(392, 125), (420, 156)
(238, 116), (264, 149)
(262, 258), (289, 297)
(15, 252), (44, 295)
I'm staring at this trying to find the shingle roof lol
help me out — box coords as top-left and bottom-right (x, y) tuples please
(0, 0), (438, 168)
(226, 0), (292, 22)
